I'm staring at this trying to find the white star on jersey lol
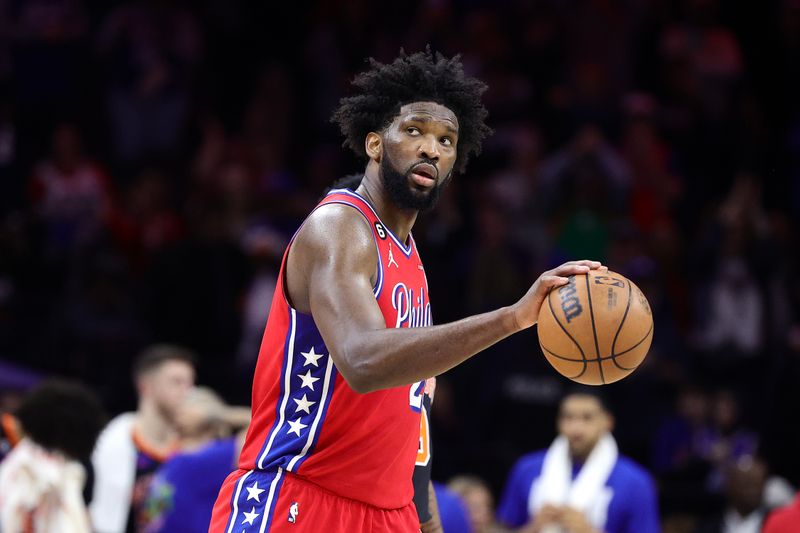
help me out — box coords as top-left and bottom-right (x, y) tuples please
(242, 507), (260, 525)
(297, 370), (319, 391)
(300, 347), (324, 367)
(287, 417), (308, 437)
(245, 482), (265, 502)
(293, 393), (316, 414)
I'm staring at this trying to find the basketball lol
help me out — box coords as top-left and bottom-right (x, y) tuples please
(537, 269), (653, 385)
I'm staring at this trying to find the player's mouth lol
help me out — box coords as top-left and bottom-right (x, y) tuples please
(567, 438), (586, 452)
(410, 163), (438, 188)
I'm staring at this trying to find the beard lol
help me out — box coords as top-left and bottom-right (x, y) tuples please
(379, 151), (450, 211)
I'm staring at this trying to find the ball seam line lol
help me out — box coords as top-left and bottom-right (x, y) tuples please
(584, 273), (606, 385)
(609, 278), (634, 371)
(540, 322), (653, 366)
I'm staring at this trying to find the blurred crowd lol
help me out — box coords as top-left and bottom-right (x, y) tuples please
(1, 0), (800, 531)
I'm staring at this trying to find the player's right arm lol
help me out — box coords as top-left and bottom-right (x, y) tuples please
(287, 204), (600, 393)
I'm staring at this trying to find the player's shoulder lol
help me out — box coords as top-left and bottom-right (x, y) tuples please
(306, 199), (370, 227)
(305, 201), (373, 238)
(95, 412), (136, 448)
(612, 455), (656, 488)
(512, 449), (548, 476)
(295, 201), (375, 255)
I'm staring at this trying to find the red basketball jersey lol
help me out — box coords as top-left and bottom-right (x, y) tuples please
(237, 188), (431, 509)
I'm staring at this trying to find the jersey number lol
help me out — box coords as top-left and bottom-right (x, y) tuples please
(416, 404), (431, 466)
(409, 380), (424, 412)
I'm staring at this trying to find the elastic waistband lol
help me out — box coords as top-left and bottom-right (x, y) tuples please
(277, 470), (413, 512)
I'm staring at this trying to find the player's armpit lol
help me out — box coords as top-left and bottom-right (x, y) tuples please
(287, 203), (388, 392)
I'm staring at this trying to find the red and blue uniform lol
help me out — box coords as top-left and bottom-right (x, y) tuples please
(210, 189), (431, 532)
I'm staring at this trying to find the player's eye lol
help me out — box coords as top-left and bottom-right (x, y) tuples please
(406, 127), (420, 135)
(440, 137), (453, 146)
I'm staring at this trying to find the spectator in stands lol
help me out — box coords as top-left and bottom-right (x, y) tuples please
(433, 481), (473, 533)
(538, 124), (631, 263)
(448, 475), (499, 533)
(694, 456), (770, 533)
(28, 122), (113, 253)
(96, 0), (202, 163)
(653, 384), (718, 522)
(652, 384), (714, 476)
(90, 344), (196, 533)
(763, 490), (800, 533)
(704, 390), (759, 493)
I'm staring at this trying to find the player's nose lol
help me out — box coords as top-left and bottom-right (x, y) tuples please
(417, 135), (440, 161)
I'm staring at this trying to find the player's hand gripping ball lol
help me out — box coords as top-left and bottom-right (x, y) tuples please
(537, 270), (653, 385)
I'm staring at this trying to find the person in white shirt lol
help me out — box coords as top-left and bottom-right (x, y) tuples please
(89, 344), (196, 533)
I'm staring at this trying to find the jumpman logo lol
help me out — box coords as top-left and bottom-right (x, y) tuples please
(387, 242), (399, 268)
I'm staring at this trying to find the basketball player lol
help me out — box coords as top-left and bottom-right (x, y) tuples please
(496, 387), (659, 533)
(209, 49), (602, 533)
(90, 344), (196, 533)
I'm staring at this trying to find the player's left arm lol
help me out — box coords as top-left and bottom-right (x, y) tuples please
(496, 459), (535, 528)
(623, 471), (661, 533)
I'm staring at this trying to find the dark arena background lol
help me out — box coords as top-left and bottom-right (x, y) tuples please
(1, 1), (800, 531)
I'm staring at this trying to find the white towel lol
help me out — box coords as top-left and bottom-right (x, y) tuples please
(89, 412), (137, 533)
(529, 433), (618, 532)
(0, 438), (91, 533)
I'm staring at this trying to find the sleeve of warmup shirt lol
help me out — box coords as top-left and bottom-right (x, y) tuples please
(412, 391), (434, 523)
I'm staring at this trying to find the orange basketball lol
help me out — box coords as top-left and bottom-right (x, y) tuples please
(536, 269), (653, 385)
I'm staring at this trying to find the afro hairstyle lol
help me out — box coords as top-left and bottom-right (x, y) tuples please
(15, 379), (107, 460)
(331, 48), (492, 174)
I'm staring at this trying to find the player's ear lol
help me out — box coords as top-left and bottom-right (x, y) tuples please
(135, 375), (149, 397)
(605, 413), (615, 432)
(365, 132), (382, 162)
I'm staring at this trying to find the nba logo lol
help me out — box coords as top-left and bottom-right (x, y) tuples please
(288, 502), (299, 524)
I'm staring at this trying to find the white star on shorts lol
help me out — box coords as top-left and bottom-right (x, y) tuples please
(297, 370), (320, 391)
(245, 482), (265, 503)
(293, 394), (316, 415)
(287, 417), (308, 437)
(300, 347), (325, 367)
(242, 506), (260, 526)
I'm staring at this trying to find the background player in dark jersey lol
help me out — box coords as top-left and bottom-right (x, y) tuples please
(211, 49), (602, 533)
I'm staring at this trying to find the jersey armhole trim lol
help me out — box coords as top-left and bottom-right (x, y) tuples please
(327, 188), (414, 258)
(280, 201), (384, 313)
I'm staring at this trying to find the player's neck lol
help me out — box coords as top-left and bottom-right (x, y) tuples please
(136, 401), (179, 448)
(570, 451), (590, 465)
(357, 172), (417, 243)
